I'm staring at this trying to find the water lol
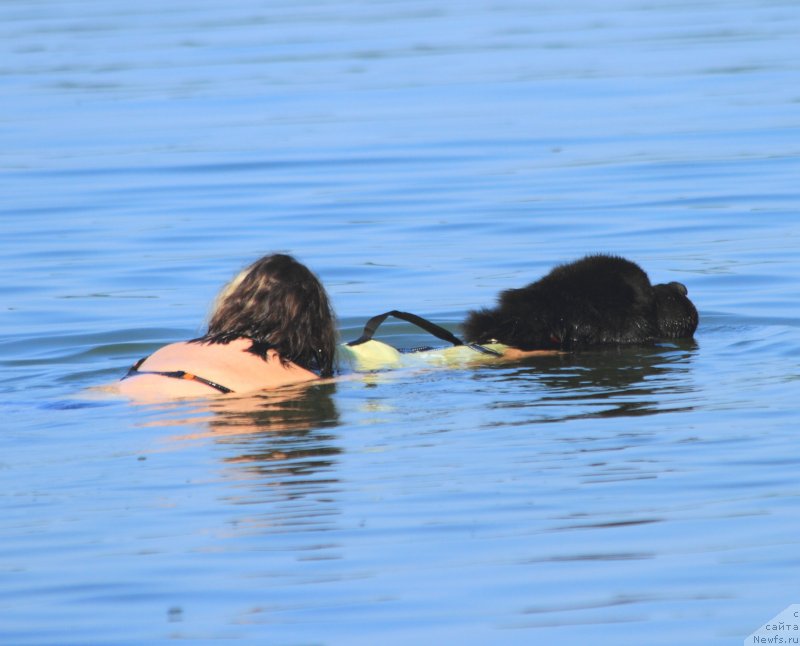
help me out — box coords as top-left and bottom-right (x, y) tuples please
(2, 0), (799, 643)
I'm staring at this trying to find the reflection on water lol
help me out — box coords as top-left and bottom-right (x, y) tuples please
(539, 343), (697, 419)
(162, 383), (342, 497)
(473, 342), (698, 422)
(171, 382), (340, 439)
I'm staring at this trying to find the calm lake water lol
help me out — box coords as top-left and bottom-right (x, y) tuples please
(2, 1), (800, 644)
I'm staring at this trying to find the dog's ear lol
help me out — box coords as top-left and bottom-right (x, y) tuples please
(463, 308), (502, 344)
(653, 282), (699, 338)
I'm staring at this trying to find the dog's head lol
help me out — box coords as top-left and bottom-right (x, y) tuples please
(653, 281), (698, 339)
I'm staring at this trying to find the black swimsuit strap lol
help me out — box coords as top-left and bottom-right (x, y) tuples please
(122, 358), (233, 394)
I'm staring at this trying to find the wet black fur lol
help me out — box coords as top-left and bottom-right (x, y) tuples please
(463, 254), (698, 351)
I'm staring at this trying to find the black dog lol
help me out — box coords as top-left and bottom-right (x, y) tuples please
(462, 254), (698, 351)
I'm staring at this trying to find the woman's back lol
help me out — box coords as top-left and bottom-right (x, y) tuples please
(118, 338), (318, 401)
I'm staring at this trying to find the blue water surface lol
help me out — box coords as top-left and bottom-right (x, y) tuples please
(1, 1), (800, 644)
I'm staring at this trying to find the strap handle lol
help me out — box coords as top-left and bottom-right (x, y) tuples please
(347, 310), (502, 357)
(348, 310), (464, 347)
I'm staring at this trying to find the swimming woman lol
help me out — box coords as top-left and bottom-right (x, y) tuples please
(118, 254), (337, 401)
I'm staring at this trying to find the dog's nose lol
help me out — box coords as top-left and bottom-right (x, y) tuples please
(669, 281), (688, 296)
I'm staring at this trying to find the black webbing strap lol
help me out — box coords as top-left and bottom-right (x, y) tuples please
(347, 310), (502, 357)
(348, 310), (463, 347)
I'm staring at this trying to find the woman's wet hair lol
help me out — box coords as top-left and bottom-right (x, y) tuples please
(192, 254), (337, 377)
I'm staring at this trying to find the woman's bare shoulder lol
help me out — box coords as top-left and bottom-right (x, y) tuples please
(128, 339), (318, 398)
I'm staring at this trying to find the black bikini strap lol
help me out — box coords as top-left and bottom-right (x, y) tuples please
(347, 310), (502, 356)
(171, 371), (233, 394)
(122, 357), (233, 394)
